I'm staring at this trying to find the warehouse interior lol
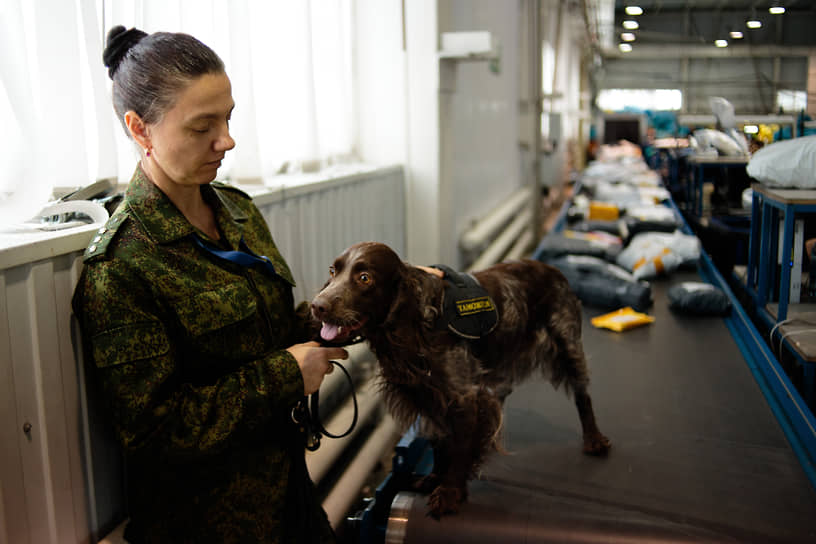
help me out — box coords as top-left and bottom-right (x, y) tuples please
(2, 1), (816, 543)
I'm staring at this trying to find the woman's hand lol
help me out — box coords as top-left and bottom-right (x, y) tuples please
(286, 341), (349, 395)
(416, 265), (444, 278)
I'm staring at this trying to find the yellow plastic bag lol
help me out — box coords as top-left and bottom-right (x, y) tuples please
(591, 307), (655, 332)
(588, 201), (620, 221)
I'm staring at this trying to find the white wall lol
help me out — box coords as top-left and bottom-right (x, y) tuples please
(354, 0), (440, 265)
(403, 1), (442, 265)
(353, 0), (407, 166)
(353, 0), (587, 268)
(437, 0), (523, 268)
(354, 0), (529, 268)
(532, 1), (590, 189)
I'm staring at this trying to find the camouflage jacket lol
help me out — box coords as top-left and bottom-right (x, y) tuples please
(72, 165), (332, 544)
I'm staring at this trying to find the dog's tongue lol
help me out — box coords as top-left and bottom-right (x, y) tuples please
(320, 322), (341, 341)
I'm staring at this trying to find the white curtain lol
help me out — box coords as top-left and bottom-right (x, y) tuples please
(0, 0), (354, 227)
(0, 0), (94, 224)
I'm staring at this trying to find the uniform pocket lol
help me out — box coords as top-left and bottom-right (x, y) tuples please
(92, 321), (170, 367)
(175, 282), (258, 337)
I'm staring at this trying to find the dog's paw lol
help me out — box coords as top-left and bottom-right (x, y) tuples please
(582, 432), (611, 456)
(427, 485), (466, 518)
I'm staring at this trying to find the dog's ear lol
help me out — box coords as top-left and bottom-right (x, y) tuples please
(384, 265), (441, 327)
(381, 265), (441, 349)
(379, 267), (433, 384)
(382, 261), (413, 327)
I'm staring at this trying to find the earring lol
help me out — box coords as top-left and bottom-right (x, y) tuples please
(145, 149), (151, 157)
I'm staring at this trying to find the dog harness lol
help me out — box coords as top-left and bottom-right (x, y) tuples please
(430, 264), (499, 340)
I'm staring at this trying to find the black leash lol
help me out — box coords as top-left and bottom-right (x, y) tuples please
(292, 359), (359, 451)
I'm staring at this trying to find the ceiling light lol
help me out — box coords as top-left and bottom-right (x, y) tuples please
(746, 19), (762, 29)
(621, 32), (636, 42)
(715, 39), (728, 48)
(619, 43), (633, 52)
(744, 125), (759, 134)
(769, 6), (786, 15)
(625, 6), (643, 16)
(730, 30), (744, 39)
(622, 20), (640, 30)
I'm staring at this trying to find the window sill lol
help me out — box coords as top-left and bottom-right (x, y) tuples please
(0, 163), (401, 271)
(0, 223), (100, 270)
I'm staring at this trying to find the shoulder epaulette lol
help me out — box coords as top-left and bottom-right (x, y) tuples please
(83, 213), (127, 261)
(211, 181), (251, 200)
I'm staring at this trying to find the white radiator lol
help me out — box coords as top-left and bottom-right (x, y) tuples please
(255, 165), (406, 303)
(0, 164), (405, 544)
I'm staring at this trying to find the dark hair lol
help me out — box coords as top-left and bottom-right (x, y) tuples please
(103, 25), (225, 136)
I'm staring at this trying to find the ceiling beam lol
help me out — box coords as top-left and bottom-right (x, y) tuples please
(602, 44), (816, 59)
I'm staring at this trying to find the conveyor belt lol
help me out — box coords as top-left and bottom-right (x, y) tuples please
(383, 270), (816, 543)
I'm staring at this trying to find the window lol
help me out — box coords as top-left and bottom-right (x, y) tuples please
(776, 90), (807, 113)
(0, 84), (19, 198)
(596, 89), (683, 112)
(0, 0), (355, 227)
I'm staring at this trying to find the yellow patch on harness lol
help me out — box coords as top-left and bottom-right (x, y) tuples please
(456, 297), (495, 316)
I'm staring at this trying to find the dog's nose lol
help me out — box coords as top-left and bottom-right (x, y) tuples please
(311, 302), (327, 318)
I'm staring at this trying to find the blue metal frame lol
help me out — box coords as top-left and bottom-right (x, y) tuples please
(354, 421), (433, 544)
(686, 158), (750, 217)
(742, 186), (816, 410)
(745, 187), (816, 322)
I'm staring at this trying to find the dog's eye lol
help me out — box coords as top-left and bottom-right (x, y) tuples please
(329, 266), (336, 277)
(359, 272), (371, 284)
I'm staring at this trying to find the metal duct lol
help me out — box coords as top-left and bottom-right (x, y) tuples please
(466, 208), (534, 272)
(504, 226), (536, 262)
(459, 187), (534, 253)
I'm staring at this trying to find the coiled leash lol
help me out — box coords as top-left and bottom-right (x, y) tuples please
(292, 360), (359, 451)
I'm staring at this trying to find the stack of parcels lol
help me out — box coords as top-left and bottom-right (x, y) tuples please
(534, 149), (729, 326)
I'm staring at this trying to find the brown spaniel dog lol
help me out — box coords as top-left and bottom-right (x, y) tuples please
(311, 242), (610, 517)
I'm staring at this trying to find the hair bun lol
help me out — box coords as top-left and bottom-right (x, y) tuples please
(103, 25), (148, 79)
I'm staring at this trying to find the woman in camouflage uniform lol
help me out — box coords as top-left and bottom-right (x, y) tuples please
(72, 26), (347, 543)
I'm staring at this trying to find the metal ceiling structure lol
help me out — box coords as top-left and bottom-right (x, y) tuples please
(611, 0), (816, 50)
(578, 0), (816, 115)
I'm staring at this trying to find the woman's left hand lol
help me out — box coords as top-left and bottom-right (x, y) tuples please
(286, 341), (348, 395)
(417, 265), (444, 278)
